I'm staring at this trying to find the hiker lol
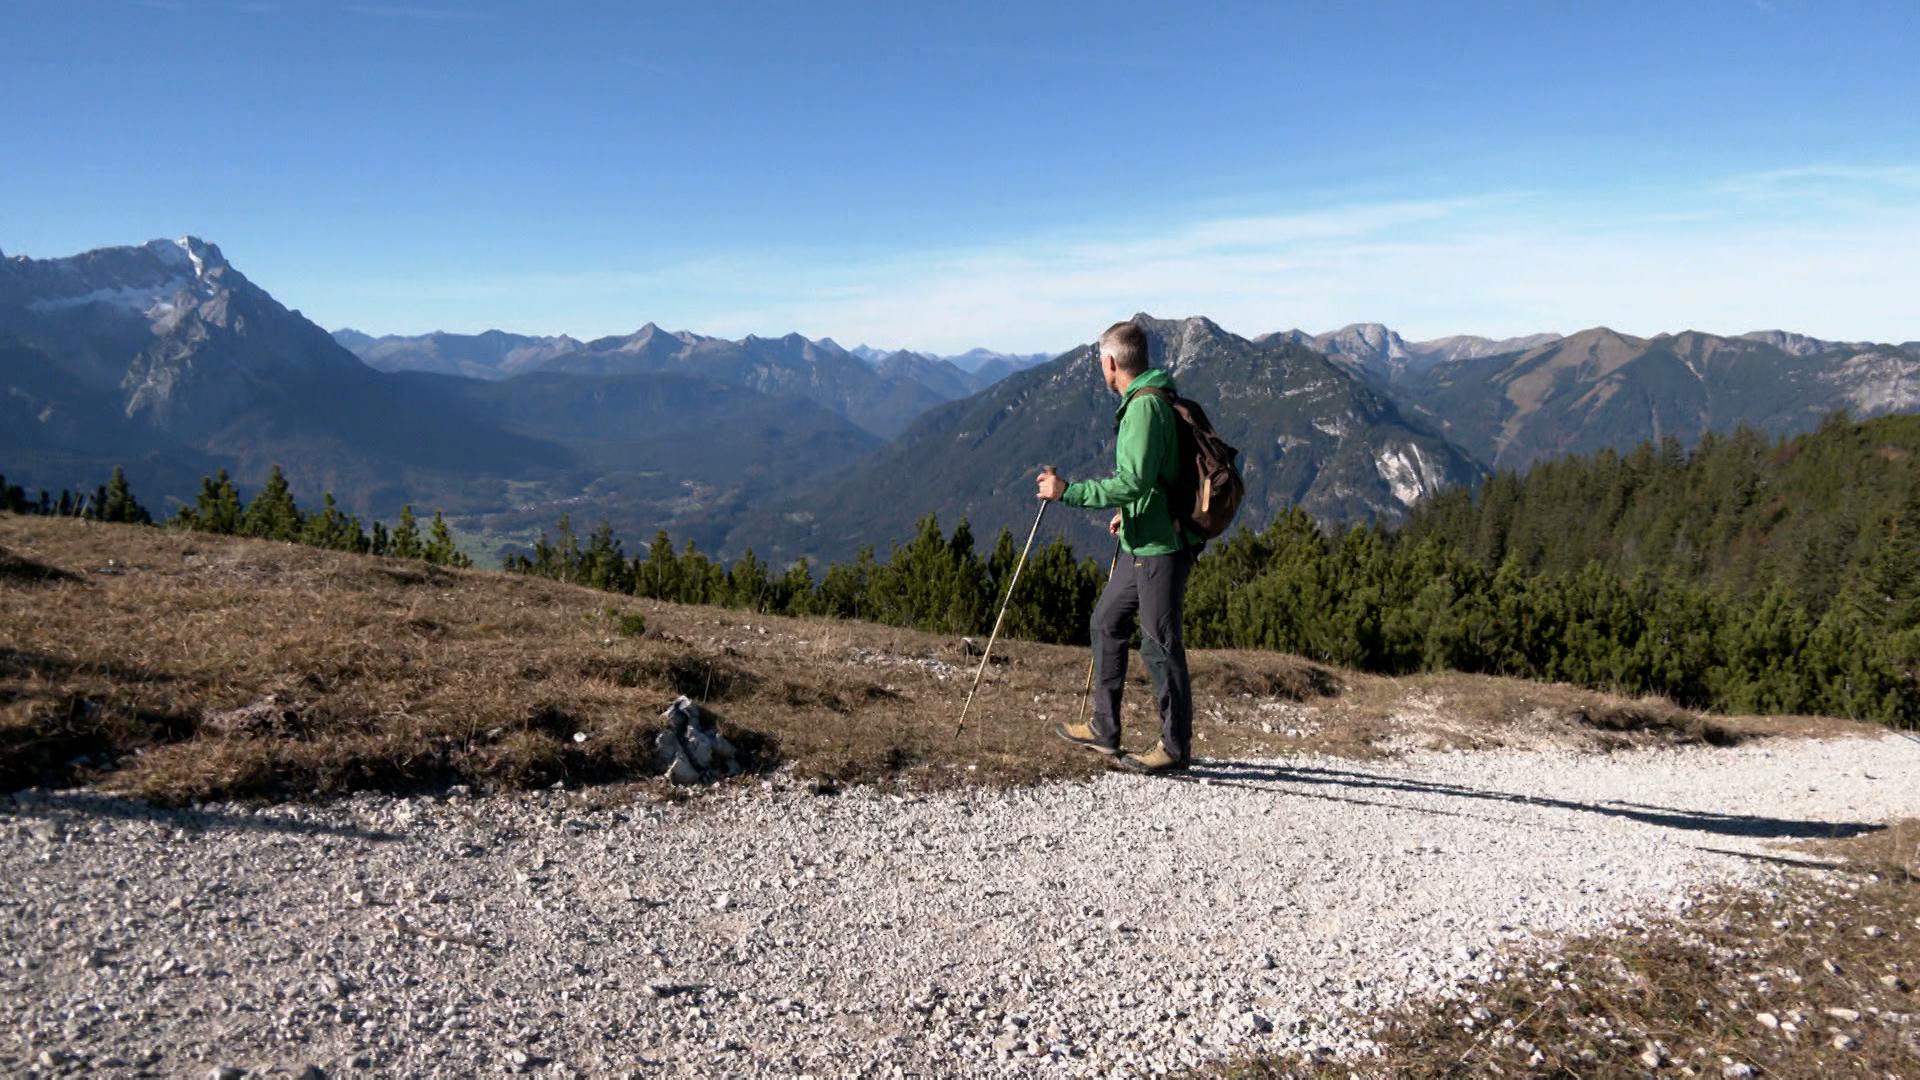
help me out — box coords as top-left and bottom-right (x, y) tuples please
(1036, 321), (1201, 775)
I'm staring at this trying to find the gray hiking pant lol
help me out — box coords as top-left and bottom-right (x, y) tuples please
(1089, 547), (1197, 761)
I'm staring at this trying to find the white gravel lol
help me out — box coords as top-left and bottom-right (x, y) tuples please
(5, 735), (1919, 1078)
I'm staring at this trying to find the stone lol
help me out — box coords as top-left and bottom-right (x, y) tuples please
(296, 1067), (327, 1080)
(1879, 974), (1908, 991)
(1721, 1065), (1755, 1079)
(1824, 1007), (1861, 1022)
(1831, 1033), (1859, 1051)
(1864, 925), (1886, 938)
(656, 697), (741, 784)
(210, 1068), (244, 1080)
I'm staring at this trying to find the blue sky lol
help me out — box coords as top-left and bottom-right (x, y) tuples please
(3, 1), (1917, 352)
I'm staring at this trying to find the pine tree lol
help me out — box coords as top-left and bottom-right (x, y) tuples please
(582, 519), (630, 592)
(190, 469), (244, 534)
(818, 546), (874, 619)
(0, 475), (29, 514)
(99, 466), (151, 524)
(390, 505), (424, 560)
(301, 492), (351, 550)
(774, 558), (816, 616)
(424, 512), (470, 567)
(728, 548), (772, 612)
(676, 539), (713, 605)
(240, 466), (302, 540)
(637, 530), (681, 600)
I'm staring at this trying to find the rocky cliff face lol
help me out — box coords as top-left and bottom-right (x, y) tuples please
(2, 237), (368, 441)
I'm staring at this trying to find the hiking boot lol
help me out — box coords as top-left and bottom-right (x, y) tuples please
(1052, 721), (1119, 755)
(1118, 742), (1189, 774)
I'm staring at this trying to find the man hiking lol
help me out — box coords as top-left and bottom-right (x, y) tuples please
(1036, 320), (1200, 775)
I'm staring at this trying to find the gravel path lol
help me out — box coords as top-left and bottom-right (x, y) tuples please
(6, 736), (1919, 1079)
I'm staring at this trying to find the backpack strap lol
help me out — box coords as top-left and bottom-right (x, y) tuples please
(1119, 384), (1173, 429)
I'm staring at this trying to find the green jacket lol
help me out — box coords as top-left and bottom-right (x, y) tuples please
(1062, 368), (1192, 556)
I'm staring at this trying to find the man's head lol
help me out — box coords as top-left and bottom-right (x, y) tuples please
(1096, 321), (1149, 393)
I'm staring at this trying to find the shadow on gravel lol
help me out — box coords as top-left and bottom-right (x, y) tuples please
(4, 791), (403, 842)
(1177, 761), (1886, 842)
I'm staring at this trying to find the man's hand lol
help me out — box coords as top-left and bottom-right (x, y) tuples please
(1036, 466), (1067, 502)
(1109, 511), (1122, 536)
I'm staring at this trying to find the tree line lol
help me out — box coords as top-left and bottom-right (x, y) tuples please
(504, 513), (1104, 646)
(505, 415), (1919, 727)
(1, 466), (153, 525)
(10, 413), (1915, 726)
(1, 465), (471, 568)
(1399, 412), (1920, 618)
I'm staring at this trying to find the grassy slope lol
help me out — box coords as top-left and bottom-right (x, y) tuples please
(0, 516), (1872, 804)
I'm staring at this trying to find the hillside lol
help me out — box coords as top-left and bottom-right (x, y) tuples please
(1400, 412), (1920, 611)
(727, 314), (1485, 563)
(0, 514), (1836, 802)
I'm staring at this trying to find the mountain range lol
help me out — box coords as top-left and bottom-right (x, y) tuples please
(4, 236), (1917, 564)
(1293, 323), (1920, 471)
(725, 315), (1487, 562)
(0, 238), (879, 553)
(335, 329), (1048, 438)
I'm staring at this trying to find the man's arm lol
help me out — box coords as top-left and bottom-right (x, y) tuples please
(1062, 401), (1160, 509)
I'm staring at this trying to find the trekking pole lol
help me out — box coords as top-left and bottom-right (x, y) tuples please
(954, 488), (1052, 739)
(1079, 537), (1122, 728)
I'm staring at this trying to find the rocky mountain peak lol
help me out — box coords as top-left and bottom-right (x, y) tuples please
(1563, 326), (1643, 349)
(146, 236), (228, 280)
(1319, 323), (1412, 361)
(1739, 329), (1846, 356)
(1125, 313), (1239, 373)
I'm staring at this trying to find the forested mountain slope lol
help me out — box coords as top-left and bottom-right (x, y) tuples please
(1398, 412), (1920, 613)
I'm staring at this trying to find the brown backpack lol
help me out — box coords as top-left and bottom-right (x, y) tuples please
(1128, 386), (1245, 542)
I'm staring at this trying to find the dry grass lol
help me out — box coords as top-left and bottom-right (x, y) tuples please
(0, 516), (1882, 804)
(1215, 822), (1920, 1079)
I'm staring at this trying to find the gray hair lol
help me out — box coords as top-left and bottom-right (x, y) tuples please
(1100, 320), (1149, 375)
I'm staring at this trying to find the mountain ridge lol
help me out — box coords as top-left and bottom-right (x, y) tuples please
(725, 313), (1486, 563)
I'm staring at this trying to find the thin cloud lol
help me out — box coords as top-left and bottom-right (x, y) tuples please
(301, 168), (1920, 351)
(1716, 164), (1920, 200)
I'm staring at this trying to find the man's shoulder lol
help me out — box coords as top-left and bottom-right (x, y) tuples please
(1126, 385), (1179, 418)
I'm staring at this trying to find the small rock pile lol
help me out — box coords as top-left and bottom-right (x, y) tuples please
(654, 696), (739, 784)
